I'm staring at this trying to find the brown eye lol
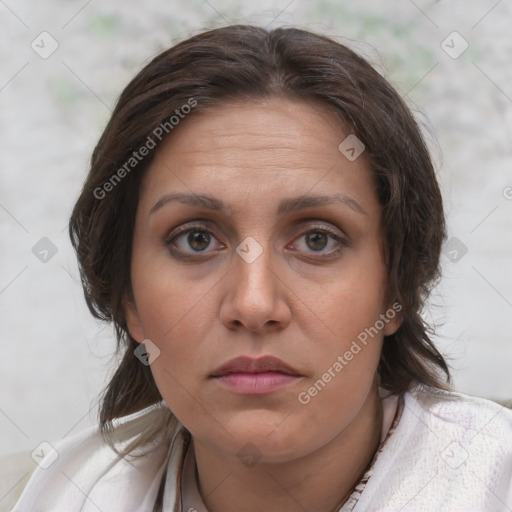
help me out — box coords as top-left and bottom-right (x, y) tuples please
(305, 232), (329, 251)
(187, 230), (211, 251)
(165, 224), (224, 257)
(289, 227), (348, 260)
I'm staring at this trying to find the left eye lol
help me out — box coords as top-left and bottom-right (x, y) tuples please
(292, 230), (343, 254)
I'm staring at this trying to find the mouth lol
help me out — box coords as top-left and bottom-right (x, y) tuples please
(211, 355), (301, 377)
(210, 355), (303, 395)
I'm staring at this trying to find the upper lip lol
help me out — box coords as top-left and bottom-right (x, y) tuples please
(210, 356), (302, 377)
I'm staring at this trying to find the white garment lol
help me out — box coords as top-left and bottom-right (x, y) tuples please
(8, 386), (512, 512)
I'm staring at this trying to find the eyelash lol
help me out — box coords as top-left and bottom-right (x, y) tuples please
(164, 222), (349, 261)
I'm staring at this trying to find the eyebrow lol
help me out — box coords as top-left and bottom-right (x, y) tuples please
(149, 192), (367, 216)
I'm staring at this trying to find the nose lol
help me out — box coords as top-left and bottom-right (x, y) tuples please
(219, 243), (291, 333)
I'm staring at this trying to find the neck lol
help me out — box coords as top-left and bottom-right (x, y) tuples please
(192, 385), (383, 512)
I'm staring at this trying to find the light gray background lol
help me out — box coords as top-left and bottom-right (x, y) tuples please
(1, 0), (511, 455)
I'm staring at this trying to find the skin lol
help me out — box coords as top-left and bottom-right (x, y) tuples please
(125, 96), (403, 512)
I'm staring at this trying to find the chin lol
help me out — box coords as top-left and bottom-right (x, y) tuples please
(211, 411), (318, 463)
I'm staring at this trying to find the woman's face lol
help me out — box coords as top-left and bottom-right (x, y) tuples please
(126, 97), (402, 462)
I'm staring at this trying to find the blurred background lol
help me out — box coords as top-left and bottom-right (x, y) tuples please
(1, 0), (511, 455)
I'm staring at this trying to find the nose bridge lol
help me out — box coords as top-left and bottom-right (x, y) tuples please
(220, 234), (290, 332)
(234, 235), (275, 301)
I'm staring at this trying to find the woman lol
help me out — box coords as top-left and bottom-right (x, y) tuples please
(9, 24), (512, 512)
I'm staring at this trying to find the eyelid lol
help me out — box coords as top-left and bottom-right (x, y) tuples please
(293, 220), (347, 238)
(164, 219), (217, 241)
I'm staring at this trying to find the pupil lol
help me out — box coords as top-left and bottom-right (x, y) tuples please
(307, 232), (327, 251)
(189, 231), (210, 251)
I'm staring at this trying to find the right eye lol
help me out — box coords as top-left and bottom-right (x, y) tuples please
(165, 224), (225, 257)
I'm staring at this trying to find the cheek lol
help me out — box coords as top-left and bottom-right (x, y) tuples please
(289, 289), (385, 452)
(129, 251), (217, 397)
(130, 241), (214, 338)
(297, 250), (387, 343)
(295, 250), (387, 389)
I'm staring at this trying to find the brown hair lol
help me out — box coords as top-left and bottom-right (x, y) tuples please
(69, 24), (451, 451)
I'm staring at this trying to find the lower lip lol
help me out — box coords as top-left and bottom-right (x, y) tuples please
(213, 372), (301, 394)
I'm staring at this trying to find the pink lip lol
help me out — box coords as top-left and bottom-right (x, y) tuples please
(215, 372), (301, 394)
(211, 355), (301, 377)
(210, 356), (303, 395)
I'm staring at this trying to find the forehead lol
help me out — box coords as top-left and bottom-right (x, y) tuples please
(151, 97), (347, 169)
(138, 96), (378, 218)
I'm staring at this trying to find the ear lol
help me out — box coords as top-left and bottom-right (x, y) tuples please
(124, 295), (145, 343)
(383, 301), (404, 337)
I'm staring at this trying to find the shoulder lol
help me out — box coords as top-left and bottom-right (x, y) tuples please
(407, 386), (512, 447)
(403, 386), (512, 476)
(353, 386), (512, 512)
(7, 403), (185, 512)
